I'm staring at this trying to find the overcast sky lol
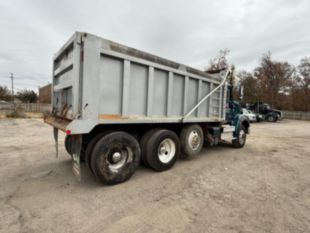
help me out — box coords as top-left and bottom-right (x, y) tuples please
(0, 0), (309, 92)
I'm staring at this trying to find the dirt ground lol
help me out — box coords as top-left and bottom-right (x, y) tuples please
(0, 119), (309, 233)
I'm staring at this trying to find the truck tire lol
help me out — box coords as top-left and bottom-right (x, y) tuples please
(64, 135), (73, 156)
(179, 124), (204, 159)
(85, 131), (112, 173)
(91, 132), (141, 185)
(145, 129), (180, 171)
(266, 114), (276, 122)
(232, 126), (246, 148)
(140, 129), (159, 166)
(64, 135), (86, 161)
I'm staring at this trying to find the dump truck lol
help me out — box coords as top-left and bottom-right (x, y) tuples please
(45, 32), (250, 185)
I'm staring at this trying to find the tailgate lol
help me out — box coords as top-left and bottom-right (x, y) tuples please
(46, 32), (83, 130)
(44, 115), (71, 132)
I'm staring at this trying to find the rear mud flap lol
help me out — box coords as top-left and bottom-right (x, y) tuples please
(71, 135), (82, 181)
(53, 127), (82, 181)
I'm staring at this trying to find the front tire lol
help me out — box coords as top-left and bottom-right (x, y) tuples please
(145, 129), (180, 171)
(232, 126), (246, 148)
(266, 114), (276, 122)
(91, 132), (141, 185)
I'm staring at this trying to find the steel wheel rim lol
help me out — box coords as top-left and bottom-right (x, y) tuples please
(106, 147), (132, 172)
(188, 130), (201, 151)
(158, 138), (176, 164)
(239, 130), (246, 145)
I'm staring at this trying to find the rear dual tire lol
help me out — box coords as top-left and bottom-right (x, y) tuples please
(64, 135), (73, 155)
(64, 135), (86, 161)
(139, 129), (158, 166)
(88, 124), (203, 184)
(90, 132), (141, 185)
(141, 129), (180, 171)
(84, 131), (113, 173)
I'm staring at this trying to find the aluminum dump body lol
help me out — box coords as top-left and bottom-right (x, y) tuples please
(47, 32), (227, 134)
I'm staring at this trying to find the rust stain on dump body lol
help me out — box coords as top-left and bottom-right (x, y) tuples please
(99, 114), (128, 120)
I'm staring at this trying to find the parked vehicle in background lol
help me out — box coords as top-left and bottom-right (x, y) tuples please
(248, 102), (282, 122)
(255, 112), (264, 122)
(242, 108), (257, 122)
(45, 32), (250, 185)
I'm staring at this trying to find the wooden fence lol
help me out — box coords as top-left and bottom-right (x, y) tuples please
(282, 111), (310, 121)
(0, 103), (51, 113)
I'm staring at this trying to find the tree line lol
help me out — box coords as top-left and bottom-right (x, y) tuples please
(208, 50), (310, 111)
(0, 86), (38, 103)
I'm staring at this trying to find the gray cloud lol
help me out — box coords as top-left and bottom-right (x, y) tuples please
(0, 0), (309, 91)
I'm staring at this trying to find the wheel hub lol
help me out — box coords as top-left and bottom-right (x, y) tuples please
(188, 130), (201, 150)
(107, 148), (131, 172)
(112, 152), (122, 163)
(158, 139), (176, 164)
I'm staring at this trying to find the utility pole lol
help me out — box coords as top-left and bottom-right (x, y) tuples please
(10, 73), (14, 107)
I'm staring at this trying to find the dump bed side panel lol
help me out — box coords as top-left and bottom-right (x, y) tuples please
(92, 38), (226, 123)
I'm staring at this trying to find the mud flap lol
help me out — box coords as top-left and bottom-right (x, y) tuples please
(53, 127), (59, 159)
(71, 135), (82, 181)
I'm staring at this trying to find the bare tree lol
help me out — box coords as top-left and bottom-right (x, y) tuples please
(16, 89), (38, 103)
(206, 49), (230, 72)
(298, 57), (310, 86)
(254, 52), (294, 108)
(295, 57), (310, 110)
(0, 85), (11, 101)
(204, 50), (310, 111)
(237, 71), (262, 103)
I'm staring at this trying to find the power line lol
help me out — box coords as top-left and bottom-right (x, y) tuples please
(10, 73), (14, 105)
